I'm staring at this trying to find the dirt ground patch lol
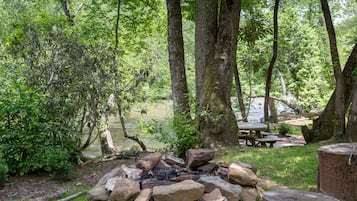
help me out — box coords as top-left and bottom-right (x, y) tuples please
(0, 157), (137, 201)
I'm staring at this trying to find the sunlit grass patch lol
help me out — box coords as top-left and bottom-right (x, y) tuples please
(215, 143), (327, 190)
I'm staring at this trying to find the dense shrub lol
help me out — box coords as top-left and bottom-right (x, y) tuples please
(0, 77), (79, 176)
(0, 158), (8, 182)
(277, 123), (292, 136)
(141, 112), (199, 157)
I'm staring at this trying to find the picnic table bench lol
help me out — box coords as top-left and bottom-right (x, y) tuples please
(255, 138), (279, 148)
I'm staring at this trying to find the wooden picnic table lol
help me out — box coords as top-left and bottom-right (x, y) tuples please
(238, 122), (268, 146)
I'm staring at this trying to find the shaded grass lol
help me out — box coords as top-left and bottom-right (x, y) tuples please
(215, 142), (331, 190)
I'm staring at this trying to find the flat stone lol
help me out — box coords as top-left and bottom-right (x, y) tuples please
(228, 163), (259, 187)
(162, 154), (185, 167)
(109, 178), (140, 201)
(232, 161), (257, 174)
(95, 167), (124, 187)
(241, 187), (260, 201)
(186, 149), (215, 168)
(134, 188), (152, 201)
(153, 180), (205, 201)
(136, 152), (162, 171)
(201, 188), (227, 201)
(88, 185), (109, 201)
(262, 189), (340, 201)
(121, 164), (143, 180)
(196, 162), (218, 174)
(155, 160), (173, 170)
(105, 176), (122, 192)
(198, 176), (242, 201)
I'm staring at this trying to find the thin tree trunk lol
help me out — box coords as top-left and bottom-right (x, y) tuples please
(275, 69), (287, 98)
(113, 0), (146, 151)
(117, 101), (147, 151)
(269, 98), (278, 123)
(60, 0), (83, 23)
(264, 0), (279, 125)
(320, 0), (345, 137)
(233, 65), (247, 121)
(231, 3), (246, 122)
(166, 0), (190, 115)
(100, 94), (118, 156)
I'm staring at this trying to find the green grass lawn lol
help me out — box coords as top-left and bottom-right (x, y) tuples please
(215, 141), (331, 191)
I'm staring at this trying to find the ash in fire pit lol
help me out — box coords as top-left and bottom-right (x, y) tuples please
(141, 169), (179, 181)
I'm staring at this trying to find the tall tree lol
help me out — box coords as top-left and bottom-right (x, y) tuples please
(166, 0), (190, 115)
(264, 0), (279, 125)
(303, 43), (357, 142)
(320, 0), (345, 137)
(232, 3), (246, 121)
(195, 0), (242, 147)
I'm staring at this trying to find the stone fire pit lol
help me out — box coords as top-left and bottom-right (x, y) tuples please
(88, 148), (264, 201)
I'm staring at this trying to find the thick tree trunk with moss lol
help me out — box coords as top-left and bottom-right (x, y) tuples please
(346, 83), (357, 142)
(195, 0), (241, 147)
(303, 43), (357, 143)
(166, 0), (190, 115)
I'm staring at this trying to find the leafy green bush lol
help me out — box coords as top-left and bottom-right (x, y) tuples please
(277, 123), (292, 136)
(170, 113), (199, 157)
(140, 113), (199, 157)
(0, 75), (79, 176)
(0, 158), (8, 182)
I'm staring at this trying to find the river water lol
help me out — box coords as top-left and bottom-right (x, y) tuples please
(83, 100), (173, 157)
(84, 98), (294, 157)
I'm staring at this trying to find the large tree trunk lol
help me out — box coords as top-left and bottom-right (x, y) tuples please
(346, 83), (357, 142)
(320, 0), (345, 137)
(195, 0), (217, 103)
(264, 0), (279, 125)
(166, 0), (190, 115)
(195, 0), (241, 147)
(304, 43), (357, 143)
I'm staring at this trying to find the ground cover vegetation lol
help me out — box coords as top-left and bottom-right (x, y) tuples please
(0, 0), (356, 192)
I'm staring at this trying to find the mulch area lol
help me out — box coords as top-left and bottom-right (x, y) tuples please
(0, 158), (136, 201)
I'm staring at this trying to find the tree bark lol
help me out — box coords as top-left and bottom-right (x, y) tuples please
(320, 0), (345, 137)
(264, 0), (279, 125)
(304, 43), (357, 142)
(233, 64), (247, 121)
(275, 69), (287, 97)
(231, 4), (246, 121)
(196, 0), (241, 147)
(346, 83), (357, 142)
(100, 94), (118, 156)
(195, 0), (217, 103)
(166, 0), (190, 115)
